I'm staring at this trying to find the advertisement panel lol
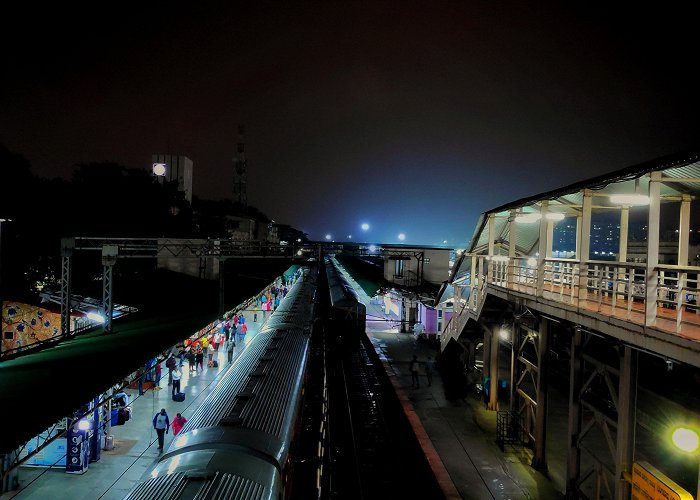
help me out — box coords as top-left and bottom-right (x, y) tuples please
(631, 461), (692, 500)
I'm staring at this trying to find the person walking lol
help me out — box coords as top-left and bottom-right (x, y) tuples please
(409, 355), (420, 388)
(240, 323), (248, 342)
(165, 353), (177, 386)
(187, 348), (196, 373)
(424, 356), (435, 387)
(227, 338), (235, 363)
(172, 413), (187, 436)
(178, 347), (185, 367)
(201, 335), (209, 358)
(224, 321), (231, 342)
(152, 408), (170, 453)
(137, 368), (145, 396)
(171, 367), (182, 397)
(195, 347), (204, 372)
(207, 333), (215, 363)
(154, 360), (162, 390)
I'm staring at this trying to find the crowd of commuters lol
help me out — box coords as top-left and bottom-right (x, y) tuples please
(133, 271), (301, 454)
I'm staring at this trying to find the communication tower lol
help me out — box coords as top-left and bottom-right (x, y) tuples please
(232, 125), (247, 206)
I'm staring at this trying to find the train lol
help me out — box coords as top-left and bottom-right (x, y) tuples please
(124, 266), (318, 500)
(324, 256), (366, 336)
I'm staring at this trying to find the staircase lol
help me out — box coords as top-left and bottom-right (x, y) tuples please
(440, 275), (488, 351)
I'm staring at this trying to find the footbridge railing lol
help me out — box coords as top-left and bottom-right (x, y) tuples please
(482, 255), (700, 336)
(442, 254), (700, 351)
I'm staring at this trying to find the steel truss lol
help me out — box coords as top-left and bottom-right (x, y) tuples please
(511, 319), (549, 470)
(58, 237), (312, 336)
(566, 328), (637, 500)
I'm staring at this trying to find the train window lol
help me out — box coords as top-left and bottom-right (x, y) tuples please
(438, 310), (443, 318)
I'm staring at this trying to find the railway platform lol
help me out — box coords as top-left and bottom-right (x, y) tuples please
(2, 307), (266, 500)
(368, 329), (564, 500)
(335, 259), (565, 500)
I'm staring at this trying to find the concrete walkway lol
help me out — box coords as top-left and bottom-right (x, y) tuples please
(3, 305), (272, 500)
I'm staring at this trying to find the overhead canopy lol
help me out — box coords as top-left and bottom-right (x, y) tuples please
(450, 150), (700, 282)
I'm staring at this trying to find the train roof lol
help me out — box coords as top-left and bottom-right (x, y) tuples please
(127, 448), (280, 500)
(181, 271), (314, 435)
(325, 256), (364, 308)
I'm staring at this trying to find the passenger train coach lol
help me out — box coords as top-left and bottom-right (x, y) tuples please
(324, 256), (366, 337)
(125, 266), (318, 500)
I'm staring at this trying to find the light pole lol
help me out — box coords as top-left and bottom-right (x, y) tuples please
(671, 426), (700, 500)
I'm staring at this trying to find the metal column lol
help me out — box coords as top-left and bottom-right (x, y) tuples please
(60, 238), (74, 337)
(617, 207), (629, 296)
(508, 210), (517, 289)
(509, 320), (517, 411)
(487, 213), (496, 283)
(101, 245), (118, 333)
(488, 325), (499, 411)
(536, 201), (549, 297)
(645, 171), (661, 327)
(532, 317), (549, 470)
(578, 190), (593, 305)
(678, 194), (691, 266)
(482, 324), (493, 408)
(566, 326), (583, 498)
(614, 345), (637, 500)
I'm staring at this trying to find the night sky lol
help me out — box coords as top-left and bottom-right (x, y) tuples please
(1, 2), (697, 246)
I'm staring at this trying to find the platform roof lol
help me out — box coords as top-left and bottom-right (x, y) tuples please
(0, 259), (294, 455)
(451, 150), (700, 282)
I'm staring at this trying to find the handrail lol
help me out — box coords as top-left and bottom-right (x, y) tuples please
(442, 252), (700, 341)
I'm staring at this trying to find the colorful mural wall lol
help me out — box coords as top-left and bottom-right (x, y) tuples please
(2, 302), (61, 354)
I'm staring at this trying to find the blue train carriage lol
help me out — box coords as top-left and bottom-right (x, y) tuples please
(324, 257), (367, 336)
(125, 266), (317, 500)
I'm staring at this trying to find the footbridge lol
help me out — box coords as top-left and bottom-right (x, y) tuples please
(440, 151), (700, 499)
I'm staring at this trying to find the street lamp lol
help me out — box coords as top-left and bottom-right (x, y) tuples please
(671, 426), (700, 500)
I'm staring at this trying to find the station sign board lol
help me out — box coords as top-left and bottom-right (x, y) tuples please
(632, 461), (692, 500)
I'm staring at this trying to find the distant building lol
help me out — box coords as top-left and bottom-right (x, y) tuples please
(152, 154), (194, 203)
(225, 215), (257, 241)
(156, 238), (219, 280)
(626, 240), (700, 266)
(372, 245), (451, 335)
(380, 245), (452, 287)
(224, 215), (278, 243)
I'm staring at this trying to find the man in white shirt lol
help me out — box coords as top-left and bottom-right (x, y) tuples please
(171, 368), (182, 397)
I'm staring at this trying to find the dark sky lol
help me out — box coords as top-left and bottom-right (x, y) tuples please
(1, 2), (697, 246)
